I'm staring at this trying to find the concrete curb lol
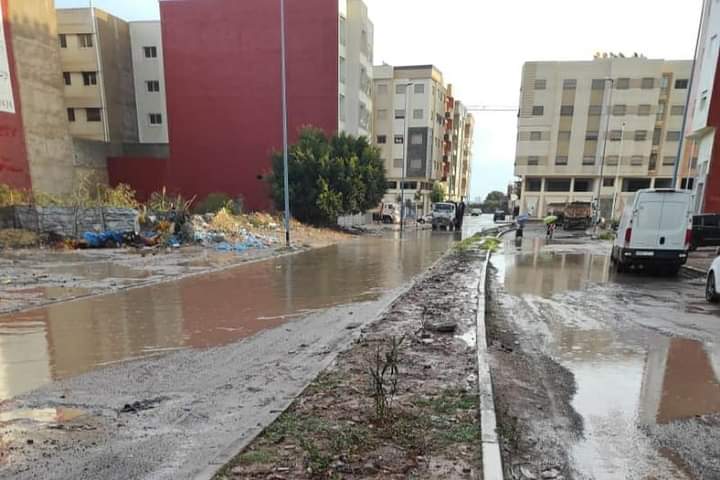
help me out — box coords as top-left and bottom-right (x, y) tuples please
(476, 230), (509, 480)
(683, 264), (708, 275)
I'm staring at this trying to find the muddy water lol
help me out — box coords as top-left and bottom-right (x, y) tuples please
(496, 241), (720, 479)
(0, 232), (457, 401)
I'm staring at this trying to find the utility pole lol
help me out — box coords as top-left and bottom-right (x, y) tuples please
(594, 77), (615, 235)
(400, 82), (414, 236)
(280, 0), (290, 247)
(89, 0), (109, 142)
(610, 121), (626, 220)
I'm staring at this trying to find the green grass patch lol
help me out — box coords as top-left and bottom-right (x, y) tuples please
(235, 448), (277, 465)
(414, 389), (478, 415)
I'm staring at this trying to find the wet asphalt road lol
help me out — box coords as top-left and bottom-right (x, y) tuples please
(493, 227), (720, 479)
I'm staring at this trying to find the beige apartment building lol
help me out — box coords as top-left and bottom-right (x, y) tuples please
(373, 64), (448, 215)
(446, 94), (474, 202)
(515, 56), (694, 219)
(57, 8), (137, 143)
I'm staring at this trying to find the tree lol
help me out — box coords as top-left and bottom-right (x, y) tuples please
(269, 128), (387, 225)
(483, 191), (508, 213)
(430, 183), (446, 203)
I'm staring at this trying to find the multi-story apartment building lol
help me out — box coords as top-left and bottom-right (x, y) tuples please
(687, 0), (720, 213)
(447, 97), (475, 202)
(57, 8), (137, 143)
(372, 64), (448, 215)
(129, 21), (168, 144)
(515, 57), (693, 219)
(339, 0), (373, 138)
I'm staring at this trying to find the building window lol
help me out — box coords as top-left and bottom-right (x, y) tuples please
(612, 104), (626, 116)
(532, 106), (544, 116)
(701, 90), (709, 111)
(603, 178), (615, 187)
(585, 131), (599, 141)
(663, 156), (675, 166)
(396, 84), (407, 95)
(376, 135), (387, 144)
(634, 130), (648, 141)
(63, 72), (71, 86)
(410, 134), (423, 145)
(59, 34), (67, 48)
(414, 84), (424, 94)
(574, 179), (593, 192)
(339, 57), (347, 84)
(588, 105), (602, 116)
(394, 109), (405, 119)
(339, 16), (346, 46)
(546, 179), (571, 192)
(555, 155), (568, 165)
(86, 108), (101, 122)
(413, 109), (423, 120)
(534, 79), (546, 90)
(79, 34), (93, 48)
(675, 79), (689, 89)
(526, 178), (542, 192)
(339, 94), (345, 121)
(394, 135), (404, 144)
(149, 113), (163, 125)
(563, 79), (577, 90)
(591, 79), (606, 90)
(82, 72), (97, 86)
(144, 46), (158, 58)
(377, 109), (388, 120)
(67, 108), (75, 122)
(616, 78), (630, 89)
(530, 131), (542, 141)
(623, 178), (652, 192)
(653, 128), (662, 145)
(146, 80), (160, 92)
(409, 159), (422, 170)
(638, 104), (651, 116)
(666, 131), (682, 142)
(681, 178), (695, 189)
(386, 181), (398, 189)
(393, 159), (403, 169)
(560, 105), (574, 116)
(671, 105), (685, 116)
(609, 130), (623, 141)
(606, 155), (619, 166)
(630, 155), (644, 166)
(655, 178), (673, 188)
(558, 130), (571, 141)
(641, 77), (655, 89)
(582, 156), (595, 165)
(527, 156), (540, 166)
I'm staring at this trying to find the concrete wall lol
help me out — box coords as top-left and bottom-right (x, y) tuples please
(130, 21), (167, 143)
(8, 0), (75, 195)
(160, 0), (339, 211)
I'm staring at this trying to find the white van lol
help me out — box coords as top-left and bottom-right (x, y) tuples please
(611, 189), (692, 274)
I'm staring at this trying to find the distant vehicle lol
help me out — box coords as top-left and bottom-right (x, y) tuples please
(417, 213), (433, 224)
(611, 189), (692, 274)
(381, 203), (400, 224)
(563, 202), (592, 230)
(706, 251), (720, 303)
(432, 203), (457, 231)
(471, 208), (482, 216)
(493, 210), (506, 223)
(690, 214), (720, 251)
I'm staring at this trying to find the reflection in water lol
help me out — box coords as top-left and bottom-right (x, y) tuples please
(46, 262), (152, 280)
(0, 232), (454, 400)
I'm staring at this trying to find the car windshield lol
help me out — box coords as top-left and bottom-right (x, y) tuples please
(434, 204), (454, 212)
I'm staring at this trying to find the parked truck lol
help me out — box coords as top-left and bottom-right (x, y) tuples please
(563, 202), (592, 230)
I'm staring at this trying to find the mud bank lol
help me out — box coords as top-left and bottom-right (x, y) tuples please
(219, 245), (488, 479)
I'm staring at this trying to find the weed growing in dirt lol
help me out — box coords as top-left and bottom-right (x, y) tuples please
(597, 230), (616, 241)
(455, 234), (500, 253)
(235, 448), (277, 465)
(415, 389), (477, 415)
(367, 335), (404, 420)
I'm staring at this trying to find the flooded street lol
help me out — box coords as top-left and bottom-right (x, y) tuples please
(490, 229), (720, 479)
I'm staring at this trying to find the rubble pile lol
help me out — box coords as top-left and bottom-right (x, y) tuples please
(187, 208), (278, 252)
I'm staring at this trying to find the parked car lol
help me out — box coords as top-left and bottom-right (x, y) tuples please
(471, 208), (482, 216)
(691, 214), (720, 251)
(493, 210), (506, 223)
(417, 213), (433, 224)
(431, 203), (457, 231)
(563, 202), (592, 230)
(706, 251), (720, 302)
(610, 189), (692, 274)
(381, 203), (400, 224)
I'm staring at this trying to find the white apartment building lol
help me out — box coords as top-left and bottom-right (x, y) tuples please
(515, 57), (693, 219)
(129, 21), (168, 144)
(338, 0), (373, 138)
(687, 0), (720, 213)
(372, 64), (447, 215)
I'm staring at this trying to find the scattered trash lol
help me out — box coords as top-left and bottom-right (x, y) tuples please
(119, 397), (168, 414)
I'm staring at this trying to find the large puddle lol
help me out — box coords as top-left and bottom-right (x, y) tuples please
(496, 241), (720, 479)
(0, 231), (458, 400)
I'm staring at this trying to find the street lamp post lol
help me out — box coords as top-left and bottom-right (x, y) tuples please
(610, 121), (626, 221)
(280, 0), (290, 247)
(594, 77), (615, 235)
(400, 82), (414, 236)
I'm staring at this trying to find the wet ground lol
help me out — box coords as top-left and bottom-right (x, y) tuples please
(488, 226), (720, 480)
(0, 216), (495, 479)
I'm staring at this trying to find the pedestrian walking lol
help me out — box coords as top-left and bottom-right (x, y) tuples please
(456, 199), (466, 230)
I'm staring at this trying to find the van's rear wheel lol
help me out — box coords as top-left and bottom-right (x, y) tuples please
(707, 273), (719, 303)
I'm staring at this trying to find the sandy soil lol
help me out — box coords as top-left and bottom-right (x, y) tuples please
(218, 245), (488, 480)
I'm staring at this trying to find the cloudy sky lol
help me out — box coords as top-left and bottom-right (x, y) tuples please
(56, 0), (703, 201)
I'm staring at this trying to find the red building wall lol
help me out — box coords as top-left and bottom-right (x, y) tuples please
(0, 0), (31, 190)
(702, 54), (720, 213)
(157, 0), (339, 211)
